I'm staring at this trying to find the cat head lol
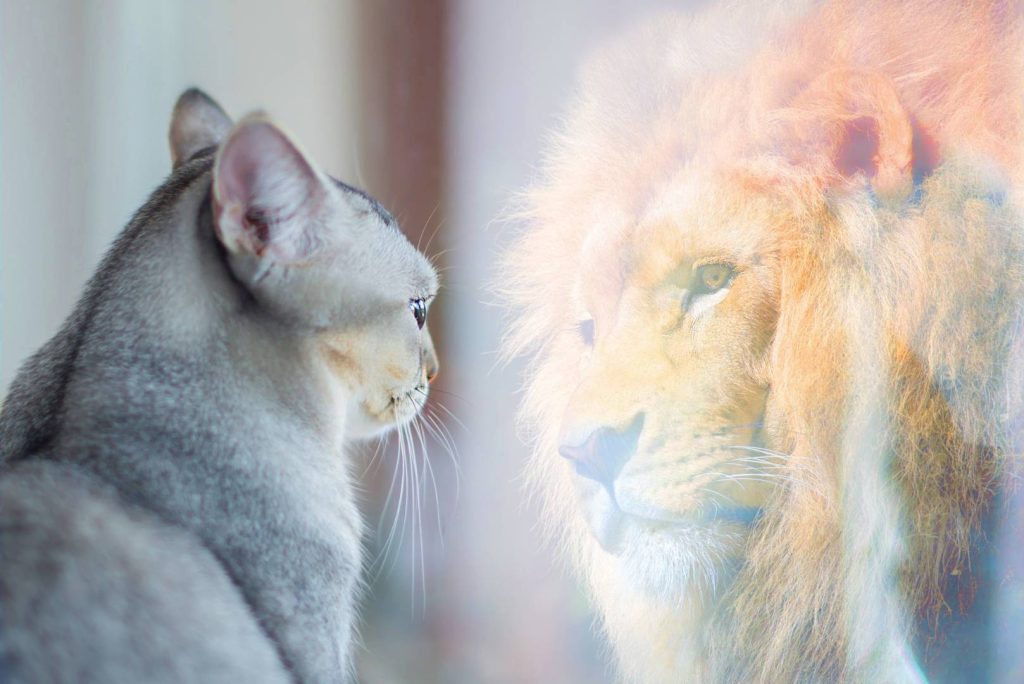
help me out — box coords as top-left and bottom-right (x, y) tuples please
(170, 88), (439, 438)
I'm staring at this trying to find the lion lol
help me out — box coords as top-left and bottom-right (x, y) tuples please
(500, 1), (1024, 681)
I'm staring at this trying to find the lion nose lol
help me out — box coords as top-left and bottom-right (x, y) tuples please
(558, 413), (644, 487)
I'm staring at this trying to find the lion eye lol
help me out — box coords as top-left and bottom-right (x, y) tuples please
(692, 263), (734, 294)
(409, 298), (427, 329)
(578, 318), (595, 346)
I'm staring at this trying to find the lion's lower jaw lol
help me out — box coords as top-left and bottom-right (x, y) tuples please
(585, 526), (747, 683)
(591, 563), (712, 684)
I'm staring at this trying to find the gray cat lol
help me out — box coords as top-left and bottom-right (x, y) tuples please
(0, 88), (439, 684)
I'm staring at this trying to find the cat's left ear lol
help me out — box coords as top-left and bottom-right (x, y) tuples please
(212, 115), (331, 264)
(169, 88), (232, 169)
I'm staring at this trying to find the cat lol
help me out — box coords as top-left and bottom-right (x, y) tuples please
(0, 88), (439, 684)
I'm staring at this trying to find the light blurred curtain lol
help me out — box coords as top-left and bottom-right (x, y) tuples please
(0, 0), (361, 391)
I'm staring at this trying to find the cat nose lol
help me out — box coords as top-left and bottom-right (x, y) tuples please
(558, 413), (644, 487)
(423, 347), (439, 383)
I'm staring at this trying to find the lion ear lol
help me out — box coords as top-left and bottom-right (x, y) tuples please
(777, 68), (938, 199)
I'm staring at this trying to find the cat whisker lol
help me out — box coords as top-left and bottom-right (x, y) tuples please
(427, 247), (455, 266)
(411, 416), (433, 617)
(407, 417), (427, 617)
(412, 413), (445, 553)
(369, 465), (397, 577)
(375, 434), (402, 541)
(417, 202), (442, 254)
(362, 431), (390, 479)
(420, 386), (472, 409)
(401, 420), (418, 612)
(364, 386), (462, 616)
(421, 403), (463, 496)
(422, 392), (468, 432)
(389, 422), (413, 580)
(372, 412), (413, 581)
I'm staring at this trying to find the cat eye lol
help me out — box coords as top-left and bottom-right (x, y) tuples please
(692, 263), (734, 295)
(409, 298), (428, 329)
(578, 318), (595, 347)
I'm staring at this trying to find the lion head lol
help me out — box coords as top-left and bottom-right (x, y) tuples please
(501, 2), (1023, 681)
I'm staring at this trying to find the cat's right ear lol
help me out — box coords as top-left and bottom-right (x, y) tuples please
(169, 88), (232, 169)
(212, 116), (330, 265)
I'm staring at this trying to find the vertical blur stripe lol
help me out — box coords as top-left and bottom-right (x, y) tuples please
(353, 2), (454, 681)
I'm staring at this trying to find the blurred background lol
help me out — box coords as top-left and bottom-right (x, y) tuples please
(0, 1), (696, 682)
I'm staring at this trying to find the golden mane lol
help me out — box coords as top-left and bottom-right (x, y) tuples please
(501, 1), (1024, 680)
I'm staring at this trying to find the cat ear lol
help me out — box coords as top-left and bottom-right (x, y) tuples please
(777, 69), (938, 199)
(212, 115), (330, 264)
(169, 88), (232, 169)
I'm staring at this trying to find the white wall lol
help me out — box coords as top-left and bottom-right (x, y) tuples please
(1, 0), (361, 390)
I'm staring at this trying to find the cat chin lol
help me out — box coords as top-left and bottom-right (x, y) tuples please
(346, 393), (427, 439)
(345, 407), (393, 439)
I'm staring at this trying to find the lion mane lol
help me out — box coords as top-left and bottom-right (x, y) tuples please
(501, 1), (1024, 681)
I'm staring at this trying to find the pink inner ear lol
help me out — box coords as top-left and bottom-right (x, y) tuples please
(835, 116), (881, 179)
(243, 209), (271, 246)
(219, 127), (282, 208)
(911, 117), (941, 181)
(214, 120), (327, 261)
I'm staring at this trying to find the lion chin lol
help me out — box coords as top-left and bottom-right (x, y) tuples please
(501, 0), (1024, 682)
(613, 519), (751, 603)
(574, 474), (757, 597)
